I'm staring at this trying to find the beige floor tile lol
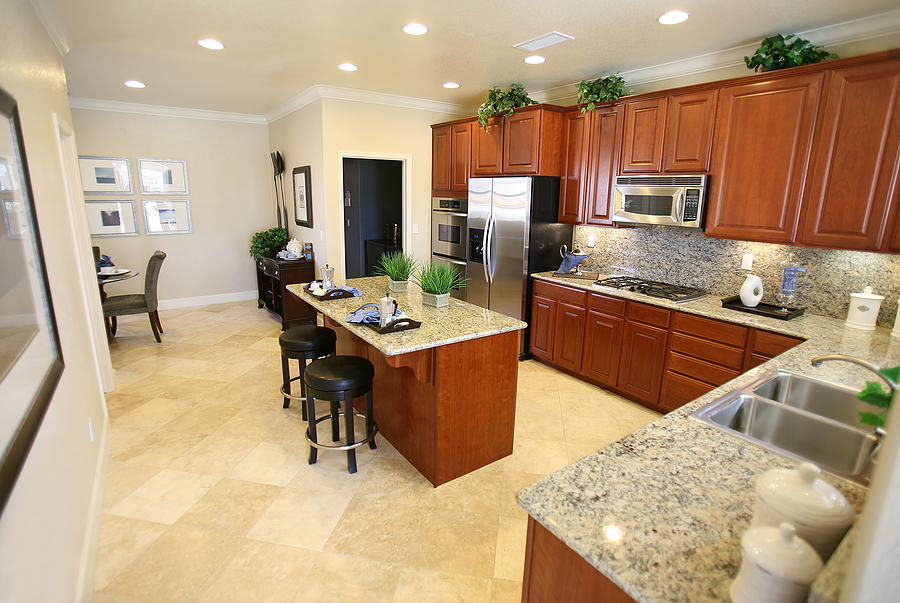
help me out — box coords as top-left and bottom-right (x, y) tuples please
(265, 413), (310, 447)
(112, 397), (199, 429)
(176, 478), (282, 537)
(113, 429), (208, 468)
(246, 488), (351, 550)
(561, 412), (622, 448)
(354, 457), (436, 507)
(93, 515), (168, 591)
(613, 404), (662, 434)
(559, 390), (621, 418)
(514, 409), (565, 442)
(114, 374), (189, 398)
(108, 469), (220, 524)
(517, 371), (561, 392)
(161, 405), (242, 434)
(424, 468), (503, 517)
(89, 593), (124, 603)
(392, 566), (492, 603)
(107, 423), (153, 457)
(226, 441), (307, 486)
(406, 508), (498, 578)
(288, 449), (374, 496)
(198, 344), (249, 362)
(567, 442), (607, 464)
(168, 435), (258, 477)
(103, 461), (162, 511)
(294, 553), (403, 603)
(102, 526), (239, 603)
(103, 392), (152, 422)
(499, 472), (543, 519)
(218, 334), (268, 348)
(515, 388), (561, 414)
(115, 354), (185, 374)
(152, 377), (229, 405)
(248, 336), (281, 352)
(493, 516), (527, 581)
(212, 408), (287, 440)
(491, 579), (523, 603)
(323, 498), (422, 562)
(496, 437), (569, 476)
(194, 540), (317, 603)
(158, 357), (262, 383)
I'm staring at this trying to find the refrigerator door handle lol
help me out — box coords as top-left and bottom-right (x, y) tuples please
(483, 214), (494, 283)
(488, 215), (498, 281)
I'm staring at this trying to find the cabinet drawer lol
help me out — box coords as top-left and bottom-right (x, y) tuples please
(667, 351), (741, 387)
(589, 292), (626, 316)
(533, 279), (586, 307)
(753, 329), (803, 357)
(626, 301), (670, 329)
(670, 332), (745, 370)
(673, 312), (748, 347)
(660, 371), (716, 412)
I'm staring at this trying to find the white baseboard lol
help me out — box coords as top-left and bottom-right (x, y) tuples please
(157, 290), (257, 310)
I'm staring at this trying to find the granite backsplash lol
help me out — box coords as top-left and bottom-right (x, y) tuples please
(573, 225), (900, 327)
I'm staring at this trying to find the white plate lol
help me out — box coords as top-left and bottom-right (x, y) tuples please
(98, 268), (130, 276)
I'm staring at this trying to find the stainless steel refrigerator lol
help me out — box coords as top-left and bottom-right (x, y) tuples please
(466, 176), (574, 357)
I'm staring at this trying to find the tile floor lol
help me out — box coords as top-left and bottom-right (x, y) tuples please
(92, 300), (661, 603)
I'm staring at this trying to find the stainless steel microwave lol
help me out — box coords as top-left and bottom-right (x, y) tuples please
(612, 174), (709, 229)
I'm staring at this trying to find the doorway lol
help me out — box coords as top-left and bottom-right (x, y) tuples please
(342, 158), (403, 278)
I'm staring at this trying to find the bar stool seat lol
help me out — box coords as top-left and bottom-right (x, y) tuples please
(279, 325), (336, 421)
(303, 355), (377, 474)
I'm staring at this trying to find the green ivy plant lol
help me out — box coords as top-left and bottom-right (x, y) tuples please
(576, 72), (634, 113)
(412, 262), (467, 295)
(477, 84), (537, 131)
(374, 251), (418, 282)
(744, 34), (838, 73)
(857, 366), (897, 428)
(249, 227), (289, 260)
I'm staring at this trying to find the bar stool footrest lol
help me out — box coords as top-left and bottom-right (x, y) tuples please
(305, 411), (378, 451)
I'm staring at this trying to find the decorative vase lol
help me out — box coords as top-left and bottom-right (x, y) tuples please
(740, 274), (763, 307)
(422, 292), (450, 308)
(388, 278), (408, 293)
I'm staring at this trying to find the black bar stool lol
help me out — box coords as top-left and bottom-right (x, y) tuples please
(279, 325), (337, 421)
(303, 356), (377, 474)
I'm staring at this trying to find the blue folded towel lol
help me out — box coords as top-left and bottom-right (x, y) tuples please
(555, 252), (588, 274)
(335, 286), (362, 297)
(345, 307), (403, 324)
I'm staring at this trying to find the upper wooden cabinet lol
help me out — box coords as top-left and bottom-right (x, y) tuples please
(450, 121), (472, 194)
(472, 117), (504, 176)
(432, 120), (473, 197)
(621, 98), (666, 173)
(431, 124), (451, 194)
(472, 105), (564, 177)
(705, 73), (824, 244)
(799, 59), (900, 251)
(558, 109), (591, 224)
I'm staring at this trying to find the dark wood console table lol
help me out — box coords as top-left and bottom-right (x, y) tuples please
(255, 257), (315, 329)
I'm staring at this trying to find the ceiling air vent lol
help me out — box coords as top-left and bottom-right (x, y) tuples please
(514, 31), (574, 52)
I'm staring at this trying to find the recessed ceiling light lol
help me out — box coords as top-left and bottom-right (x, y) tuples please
(198, 38), (224, 50)
(338, 63), (358, 72)
(658, 10), (689, 24)
(443, 82), (459, 89)
(524, 55), (546, 65)
(124, 80), (145, 88)
(402, 23), (428, 35)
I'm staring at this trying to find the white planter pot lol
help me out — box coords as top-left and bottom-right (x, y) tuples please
(388, 279), (408, 293)
(422, 292), (450, 308)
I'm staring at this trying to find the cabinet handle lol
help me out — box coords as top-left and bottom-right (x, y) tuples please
(275, 270), (279, 276)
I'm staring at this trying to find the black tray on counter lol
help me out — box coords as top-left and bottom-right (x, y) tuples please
(303, 284), (357, 300)
(721, 295), (805, 320)
(364, 317), (422, 334)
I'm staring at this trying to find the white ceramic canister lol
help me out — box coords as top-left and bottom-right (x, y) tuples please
(751, 463), (854, 562)
(740, 274), (764, 307)
(845, 286), (884, 330)
(730, 523), (823, 603)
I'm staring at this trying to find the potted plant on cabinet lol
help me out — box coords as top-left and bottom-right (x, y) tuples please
(374, 251), (417, 292)
(249, 227), (289, 260)
(413, 262), (466, 308)
(744, 34), (838, 72)
(576, 72), (634, 112)
(477, 83), (537, 131)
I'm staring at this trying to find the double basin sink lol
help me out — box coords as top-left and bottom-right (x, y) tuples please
(691, 369), (881, 484)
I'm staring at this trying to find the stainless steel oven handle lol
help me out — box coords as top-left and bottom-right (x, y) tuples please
(435, 211), (468, 218)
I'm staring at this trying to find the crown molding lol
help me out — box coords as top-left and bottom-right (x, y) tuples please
(28, 0), (71, 56)
(67, 97), (267, 124)
(533, 8), (900, 105)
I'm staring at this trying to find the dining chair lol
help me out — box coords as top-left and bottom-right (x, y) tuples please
(103, 250), (166, 342)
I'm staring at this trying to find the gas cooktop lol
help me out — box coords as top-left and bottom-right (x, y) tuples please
(593, 276), (706, 304)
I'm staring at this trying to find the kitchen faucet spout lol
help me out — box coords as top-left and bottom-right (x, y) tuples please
(811, 354), (895, 439)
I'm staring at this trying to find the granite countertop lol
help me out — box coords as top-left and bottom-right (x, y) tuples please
(518, 272), (899, 603)
(285, 276), (525, 357)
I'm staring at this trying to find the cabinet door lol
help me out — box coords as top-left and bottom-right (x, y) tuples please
(800, 59), (900, 250)
(664, 89), (717, 173)
(432, 125), (451, 194)
(584, 104), (624, 226)
(472, 118), (504, 176)
(530, 294), (557, 360)
(617, 321), (668, 405)
(559, 109), (591, 224)
(504, 110), (542, 174)
(552, 302), (586, 372)
(450, 121), (472, 194)
(582, 310), (624, 388)
(706, 73), (823, 243)
(621, 98), (666, 174)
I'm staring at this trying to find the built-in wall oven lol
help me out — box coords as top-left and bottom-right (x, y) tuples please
(431, 197), (467, 300)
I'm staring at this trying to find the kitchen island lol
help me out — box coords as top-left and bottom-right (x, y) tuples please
(286, 276), (526, 486)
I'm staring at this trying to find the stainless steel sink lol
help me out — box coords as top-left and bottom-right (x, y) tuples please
(692, 370), (880, 484)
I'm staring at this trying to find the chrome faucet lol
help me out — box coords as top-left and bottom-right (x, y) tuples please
(811, 354), (895, 438)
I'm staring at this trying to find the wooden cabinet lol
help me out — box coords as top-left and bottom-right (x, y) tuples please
(553, 302), (586, 372)
(706, 73), (824, 243)
(256, 257), (316, 330)
(529, 293), (557, 361)
(616, 302), (671, 406)
(472, 117), (504, 176)
(744, 329), (804, 371)
(800, 59), (900, 251)
(584, 104), (624, 225)
(472, 105), (564, 177)
(582, 293), (626, 388)
(621, 98), (666, 174)
(450, 121), (471, 194)
(664, 89), (717, 172)
(432, 120), (472, 196)
(559, 109), (592, 224)
(530, 279), (587, 370)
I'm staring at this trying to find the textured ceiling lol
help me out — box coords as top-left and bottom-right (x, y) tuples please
(48, 0), (900, 116)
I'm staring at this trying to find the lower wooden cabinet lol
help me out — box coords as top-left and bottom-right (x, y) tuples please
(617, 318), (669, 406)
(553, 301), (586, 372)
(529, 294), (557, 361)
(582, 309), (624, 388)
(256, 258), (316, 330)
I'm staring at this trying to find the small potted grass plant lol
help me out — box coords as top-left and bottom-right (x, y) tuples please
(413, 261), (466, 308)
(375, 251), (417, 292)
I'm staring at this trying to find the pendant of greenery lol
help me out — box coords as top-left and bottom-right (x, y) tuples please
(576, 72), (634, 113)
(856, 366), (897, 428)
(412, 261), (467, 295)
(374, 251), (417, 282)
(477, 84), (537, 131)
(744, 34), (838, 73)
(249, 227), (289, 260)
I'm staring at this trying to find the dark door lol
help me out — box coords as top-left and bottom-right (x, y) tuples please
(343, 158), (403, 278)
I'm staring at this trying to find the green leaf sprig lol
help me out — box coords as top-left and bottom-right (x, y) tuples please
(477, 84), (537, 131)
(744, 34), (838, 73)
(412, 261), (467, 295)
(857, 366), (898, 428)
(374, 251), (418, 282)
(576, 72), (634, 113)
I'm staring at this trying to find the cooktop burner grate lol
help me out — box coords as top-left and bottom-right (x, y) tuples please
(594, 276), (706, 304)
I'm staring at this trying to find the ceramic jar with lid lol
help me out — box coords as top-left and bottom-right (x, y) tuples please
(751, 463), (854, 561)
(845, 286), (884, 330)
(730, 522), (824, 603)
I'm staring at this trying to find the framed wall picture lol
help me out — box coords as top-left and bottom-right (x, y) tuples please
(138, 158), (189, 194)
(78, 156), (133, 195)
(293, 165), (312, 228)
(0, 85), (65, 515)
(85, 200), (139, 237)
(141, 198), (192, 234)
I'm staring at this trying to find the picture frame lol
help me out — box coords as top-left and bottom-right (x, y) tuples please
(0, 85), (64, 515)
(138, 158), (189, 194)
(141, 198), (193, 235)
(78, 156), (133, 195)
(85, 200), (139, 237)
(293, 165), (312, 228)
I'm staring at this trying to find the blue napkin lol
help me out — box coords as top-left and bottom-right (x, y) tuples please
(345, 307), (402, 324)
(555, 252), (588, 274)
(96, 254), (114, 269)
(335, 286), (362, 297)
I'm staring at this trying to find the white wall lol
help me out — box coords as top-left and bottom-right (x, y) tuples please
(0, 0), (107, 600)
